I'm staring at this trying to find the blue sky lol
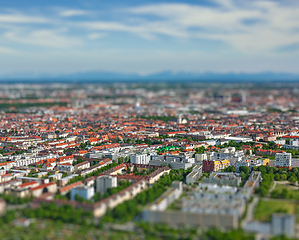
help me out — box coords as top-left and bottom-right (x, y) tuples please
(0, 0), (299, 76)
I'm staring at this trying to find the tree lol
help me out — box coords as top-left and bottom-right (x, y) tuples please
(281, 174), (287, 181)
(289, 175), (297, 184)
(133, 164), (138, 174)
(80, 142), (87, 149)
(144, 139), (152, 145)
(223, 166), (235, 172)
(274, 173), (281, 181)
(118, 157), (124, 164)
(239, 166), (250, 175)
(186, 137), (193, 142)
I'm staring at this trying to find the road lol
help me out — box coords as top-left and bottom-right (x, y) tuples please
(241, 195), (259, 228)
(7, 203), (29, 211)
(269, 181), (277, 193)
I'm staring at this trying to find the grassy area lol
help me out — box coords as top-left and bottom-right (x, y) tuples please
(255, 199), (299, 222)
(275, 183), (299, 192)
(271, 183), (299, 200)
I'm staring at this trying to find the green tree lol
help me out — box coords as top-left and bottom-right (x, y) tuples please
(133, 164), (138, 174)
(289, 175), (297, 184)
(281, 174), (287, 181)
(239, 166), (250, 175)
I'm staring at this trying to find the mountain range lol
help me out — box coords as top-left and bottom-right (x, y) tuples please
(0, 71), (298, 83)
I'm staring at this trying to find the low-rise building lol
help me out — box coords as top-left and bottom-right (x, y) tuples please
(59, 181), (83, 195)
(74, 161), (90, 172)
(48, 173), (63, 182)
(11, 181), (40, 198)
(31, 182), (57, 198)
(143, 182), (246, 230)
(202, 172), (241, 187)
(203, 159), (230, 172)
(57, 174), (78, 187)
(56, 163), (74, 173)
(186, 165), (202, 185)
(149, 155), (193, 170)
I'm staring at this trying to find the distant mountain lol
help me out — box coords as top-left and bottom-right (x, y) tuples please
(0, 71), (298, 82)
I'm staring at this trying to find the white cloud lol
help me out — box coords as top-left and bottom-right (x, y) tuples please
(59, 9), (91, 17)
(0, 47), (16, 54)
(0, 1), (299, 74)
(87, 32), (107, 40)
(4, 30), (81, 48)
(0, 14), (47, 23)
(124, 1), (299, 53)
(79, 20), (188, 39)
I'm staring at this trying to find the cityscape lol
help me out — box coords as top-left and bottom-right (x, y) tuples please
(0, 82), (299, 239)
(1, 0), (299, 239)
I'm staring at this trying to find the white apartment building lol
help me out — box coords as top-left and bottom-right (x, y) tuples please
(149, 155), (193, 170)
(272, 214), (295, 237)
(56, 163), (74, 172)
(96, 175), (117, 194)
(195, 153), (207, 162)
(275, 153), (292, 168)
(290, 139), (299, 146)
(74, 161), (90, 172)
(130, 154), (150, 165)
(70, 186), (94, 200)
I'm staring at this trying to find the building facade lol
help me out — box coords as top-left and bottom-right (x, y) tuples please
(96, 175), (117, 194)
(275, 153), (292, 169)
(203, 159), (230, 172)
(130, 154), (150, 165)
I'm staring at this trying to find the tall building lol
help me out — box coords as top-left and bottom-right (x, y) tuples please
(177, 114), (182, 124)
(130, 154), (150, 165)
(275, 153), (292, 169)
(241, 90), (247, 103)
(271, 213), (295, 237)
(96, 175), (117, 194)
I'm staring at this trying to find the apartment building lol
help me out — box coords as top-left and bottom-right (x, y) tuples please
(56, 163), (74, 173)
(96, 175), (117, 194)
(74, 161), (90, 172)
(275, 153), (292, 169)
(203, 159), (230, 172)
(202, 172), (241, 187)
(130, 154), (150, 165)
(70, 185), (94, 200)
(149, 155), (193, 170)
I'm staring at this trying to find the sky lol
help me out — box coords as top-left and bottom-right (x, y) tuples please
(0, 0), (299, 77)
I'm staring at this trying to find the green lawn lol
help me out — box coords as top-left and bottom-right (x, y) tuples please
(271, 183), (299, 200)
(255, 199), (299, 222)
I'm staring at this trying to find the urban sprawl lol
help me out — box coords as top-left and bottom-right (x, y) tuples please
(0, 82), (299, 239)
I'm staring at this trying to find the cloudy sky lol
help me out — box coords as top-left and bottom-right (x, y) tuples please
(0, 0), (299, 76)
